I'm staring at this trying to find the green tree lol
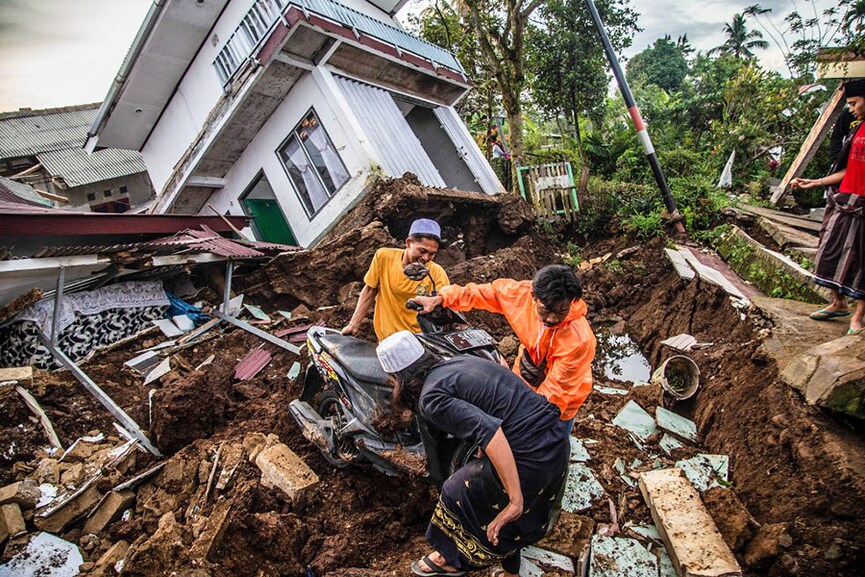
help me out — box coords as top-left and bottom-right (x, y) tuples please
(457, 0), (547, 185)
(528, 0), (639, 188)
(626, 35), (688, 92)
(710, 12), (769, 59)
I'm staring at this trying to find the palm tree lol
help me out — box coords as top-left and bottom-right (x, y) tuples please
(710, 13), (770, 59)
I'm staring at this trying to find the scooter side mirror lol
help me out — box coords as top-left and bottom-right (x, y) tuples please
(403, 262), (429, 281)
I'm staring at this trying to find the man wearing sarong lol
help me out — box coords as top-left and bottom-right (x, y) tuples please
(793, 79), (865, 335)
(410, 265), (596, 435)
(376, 331), (569, 577)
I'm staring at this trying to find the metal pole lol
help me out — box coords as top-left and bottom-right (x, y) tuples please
(212, 309), (301, 354)
(51, 267), (66, 346)
(222, 259), (234, 313)
(37, 333), (162, 457)
(583, 0), (685, 234)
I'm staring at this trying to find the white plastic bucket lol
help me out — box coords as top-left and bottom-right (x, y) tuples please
(651, 355), (700, 400)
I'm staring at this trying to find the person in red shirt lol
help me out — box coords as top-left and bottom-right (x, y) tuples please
(793, 79), (865, 334)
(411, 265), (596, 434)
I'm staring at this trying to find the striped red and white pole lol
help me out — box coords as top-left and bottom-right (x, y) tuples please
(584, 0), (685, 234)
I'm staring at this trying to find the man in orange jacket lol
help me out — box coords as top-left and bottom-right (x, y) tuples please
(410, 265), (596, 434)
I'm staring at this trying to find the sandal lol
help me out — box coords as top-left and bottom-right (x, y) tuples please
(847, 327), (865, 335)
(810, 308), (851, 320)
(411, 554), (466, 576)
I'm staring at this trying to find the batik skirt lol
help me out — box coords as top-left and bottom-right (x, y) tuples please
(814, 191), (865, 299)
(426, 424), (569, 573)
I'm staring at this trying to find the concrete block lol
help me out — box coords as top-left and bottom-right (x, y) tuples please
(189, 498), (233, 561)
(35, 459), (61, 484)
(639, 468), (741, 577)
(0, 366), (32, 387)
(0, 503), (26, 544)
(255, 443), (318, 499)
(60, 463), (84, 486)
(84, 490), (135, 535)
(781, 335), (865, 418)
(0, 479), (41, 509)
(92, 540), (130, 576)
(34, 482), (103, 533)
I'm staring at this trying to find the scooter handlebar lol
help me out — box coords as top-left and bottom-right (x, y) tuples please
(405, 300), (423, 311)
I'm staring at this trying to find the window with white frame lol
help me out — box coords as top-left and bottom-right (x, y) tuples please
(277, 109), (350, 217)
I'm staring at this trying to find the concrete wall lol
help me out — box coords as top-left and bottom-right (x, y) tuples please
(141, 0), (403, 196)
(63, 173), (154, 212)
(204, 67), (374, 247)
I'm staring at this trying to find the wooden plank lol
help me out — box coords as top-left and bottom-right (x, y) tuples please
(736, 205), (822, 233)
(639, 468), (742, 577)
(771, 87), (846, 204)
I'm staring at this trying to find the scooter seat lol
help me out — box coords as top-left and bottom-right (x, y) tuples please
(318, 334), (390, 386)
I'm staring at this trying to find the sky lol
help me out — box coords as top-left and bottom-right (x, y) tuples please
(0, 0), (842, 112)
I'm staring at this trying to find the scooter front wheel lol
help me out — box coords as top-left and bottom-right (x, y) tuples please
(318, 390), (364, 465)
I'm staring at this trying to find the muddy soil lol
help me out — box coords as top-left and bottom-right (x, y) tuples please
(1, 176), (862, 576)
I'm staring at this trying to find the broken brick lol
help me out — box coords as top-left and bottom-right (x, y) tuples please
(0, 503), (26, 545)
(0, 479), (41, 509)
(84, 490), (135, 535)
(34, 482), (103, 533)
(255, 443), (318, 499)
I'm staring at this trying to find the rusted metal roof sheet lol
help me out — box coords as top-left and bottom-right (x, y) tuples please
(37, 147), (146, 187)
(233, 348), (272, 381)
(0, 105), (98, 159)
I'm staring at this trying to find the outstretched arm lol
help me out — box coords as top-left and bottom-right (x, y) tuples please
(792, 170), (845, 190)
(484, 427), (523, 546)
(341, 284), (378, 335)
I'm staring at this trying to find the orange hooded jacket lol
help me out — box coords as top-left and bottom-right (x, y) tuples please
(438, 279), (596, 421)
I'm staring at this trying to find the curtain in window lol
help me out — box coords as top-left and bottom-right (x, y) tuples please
(285, 138), (329, 213)
(306, 122), (349, 189)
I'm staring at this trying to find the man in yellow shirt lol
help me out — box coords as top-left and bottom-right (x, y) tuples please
(342, 219), (449, 340)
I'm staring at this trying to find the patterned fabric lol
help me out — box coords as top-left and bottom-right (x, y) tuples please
(0, 305), (167, 369)
(814, 191), (865, 300)
(426, 428), (569, 573)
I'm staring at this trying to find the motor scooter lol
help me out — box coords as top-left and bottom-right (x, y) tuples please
(288, 265), (504, 484)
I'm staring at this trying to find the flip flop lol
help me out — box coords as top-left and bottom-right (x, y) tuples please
(847, 327), (865, 335)
(411, 555), (466, 576)
(810, 309), (851, 320)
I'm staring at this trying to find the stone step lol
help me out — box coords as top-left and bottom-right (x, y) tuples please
(714, 225), (830, 304)
(757, 217), (819, 250)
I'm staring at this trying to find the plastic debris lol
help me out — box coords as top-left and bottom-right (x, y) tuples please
(675, 454), (730, 491)
(0, 532), (84, 577)
(655, 407), (698, 442)
(562, 463), (605, 513)
(152, 319), (183, 337)
(589, 535), (658, 577)
(659, 434), (685, 455)
(612, 401), (659, 441)
(660, 333), (697, 351)
(569, 438), (591, 462)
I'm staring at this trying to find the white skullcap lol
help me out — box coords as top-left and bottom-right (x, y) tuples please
(376, 330), (425, 373)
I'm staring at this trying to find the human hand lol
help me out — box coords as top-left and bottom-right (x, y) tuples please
(486, 499), (523, 546)
(340, 323), (359, 336)
(791, 177), (823, 190)
(409, 295), (442, 314)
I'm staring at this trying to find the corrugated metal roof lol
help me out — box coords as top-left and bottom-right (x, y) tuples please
(233, 348), (272, 381)
(36, 147), (147, 187)
(0, 176), (52, 207)
(0, 105), (98, 159)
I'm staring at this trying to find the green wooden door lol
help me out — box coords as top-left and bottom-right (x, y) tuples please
(244, 199), (297, 245)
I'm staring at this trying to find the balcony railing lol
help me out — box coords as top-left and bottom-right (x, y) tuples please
(213, 0), (465, 85)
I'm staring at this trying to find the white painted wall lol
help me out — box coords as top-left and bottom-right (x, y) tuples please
(205, 67), (378, 247)
(141, 0), (404, 195)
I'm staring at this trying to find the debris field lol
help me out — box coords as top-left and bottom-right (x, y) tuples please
(0, 176), (863, 576)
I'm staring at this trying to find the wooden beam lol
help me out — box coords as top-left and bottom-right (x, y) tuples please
(771, 87), (846, 204)
(9, 162), (43, 179)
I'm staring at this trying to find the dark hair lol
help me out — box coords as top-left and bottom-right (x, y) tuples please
(390, 349), (442, 410)
(408, 233), (441, 245)
(532, 265), (582, 309)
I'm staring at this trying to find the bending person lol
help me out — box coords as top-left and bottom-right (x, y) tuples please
(411, 265), (595, 433)
(342, 218), (449, 340)
(376, 331), (569, 577)
(793, 79), (865, 334)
